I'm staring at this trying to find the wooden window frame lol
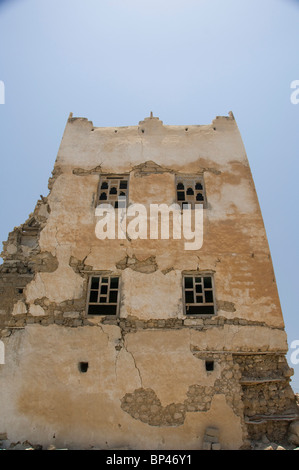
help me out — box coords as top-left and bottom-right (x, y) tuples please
(182, 273), (216, 316)
(175, 175), (207, 209)
(86, 274), (121, 316)
(97, 174), (129, 208)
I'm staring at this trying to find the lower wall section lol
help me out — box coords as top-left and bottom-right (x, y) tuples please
(0, 324), (297, 449)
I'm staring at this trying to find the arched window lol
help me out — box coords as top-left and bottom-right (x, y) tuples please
(98, 176), (129, 208)
(175, 176), (205, 208)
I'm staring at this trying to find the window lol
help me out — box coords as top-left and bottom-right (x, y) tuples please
(87, 275), (120, 315)
(98, 175), (129, 208)
(176, 176), (206, 209)
(183, 274), (215, 315)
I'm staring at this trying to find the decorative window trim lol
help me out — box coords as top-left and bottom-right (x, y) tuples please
(175, 175), (207, 209)
(182, 272), (216, 316)
(86, 273), (121, 316)
(97, 174), (129, 208)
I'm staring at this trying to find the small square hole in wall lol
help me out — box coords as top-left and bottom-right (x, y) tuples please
(205, 360), (214, 372)
(78, 362), (89, 373)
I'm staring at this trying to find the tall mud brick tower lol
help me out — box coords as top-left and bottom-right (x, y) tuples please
(0, 112), (298, 450)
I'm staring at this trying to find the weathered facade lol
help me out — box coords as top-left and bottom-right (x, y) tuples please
(0, 112), (298, 450)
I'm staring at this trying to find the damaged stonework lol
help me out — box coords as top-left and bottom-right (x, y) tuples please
(0, 196), (58, 323)
(121, 388), (186, 426)
(132, 161), (175, 177)
(47, 165), (63, 191)
(234, 353), (297, 442)
(69, 256), (93, 276)
(116, 255), (158, 274)
(121, 355), (244, 428)
(72, 165), (102, 176)
(217, 300), (236, 313)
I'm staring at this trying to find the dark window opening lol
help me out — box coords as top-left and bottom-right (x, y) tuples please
(185, 291), (194, 303)
(119, 181), (127, 189)
(195, 182), (203, 190)
(205, 291), (214, 303)
(91, 277), (99, 289)
(177, 191), (185, 201)
(100, 285), (108, 294)
(204, 277), (212, 288)
(184, 277), (193, 289)
(110, 277), (119, 289)
(79, 362), (89, 373)
(186, 305), (215, 315)
(99, 192), (107, 200)
(177, 182), (184, 190)
(88, 304), (117, 315)
(109, 291), (118, 303)
(17, 288), (24, 294)
(186, 187), (194, 195)
(205, 360), (214, 372)
(101, 182), (108, 189)
(89, 290), (98, 302)
(196, 193), (204, 201)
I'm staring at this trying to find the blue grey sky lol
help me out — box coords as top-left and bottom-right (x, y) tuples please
(0, 0), (298, 390)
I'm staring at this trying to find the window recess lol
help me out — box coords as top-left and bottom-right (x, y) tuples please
(183, 274), (215, 315)
(176, 176), (206, 209)
(98, 175), (129, 208)
(87, 275), (120, 316)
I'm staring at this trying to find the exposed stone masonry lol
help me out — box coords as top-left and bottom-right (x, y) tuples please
(0, 196), (56, 325)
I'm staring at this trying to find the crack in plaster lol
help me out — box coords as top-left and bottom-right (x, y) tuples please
(123, 336), (143, 387)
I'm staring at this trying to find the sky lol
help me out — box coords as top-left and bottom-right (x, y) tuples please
(0, 0), (298, 390)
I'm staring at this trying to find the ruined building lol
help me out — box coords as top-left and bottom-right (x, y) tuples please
(0, 112), (298, 450)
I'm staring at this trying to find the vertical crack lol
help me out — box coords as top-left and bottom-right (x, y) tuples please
(123, 336), (143, 387)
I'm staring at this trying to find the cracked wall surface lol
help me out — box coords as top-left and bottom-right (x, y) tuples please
(0, 113), (297, 450)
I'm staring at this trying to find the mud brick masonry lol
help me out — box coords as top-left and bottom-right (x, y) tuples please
(0, 112), (298, 450)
